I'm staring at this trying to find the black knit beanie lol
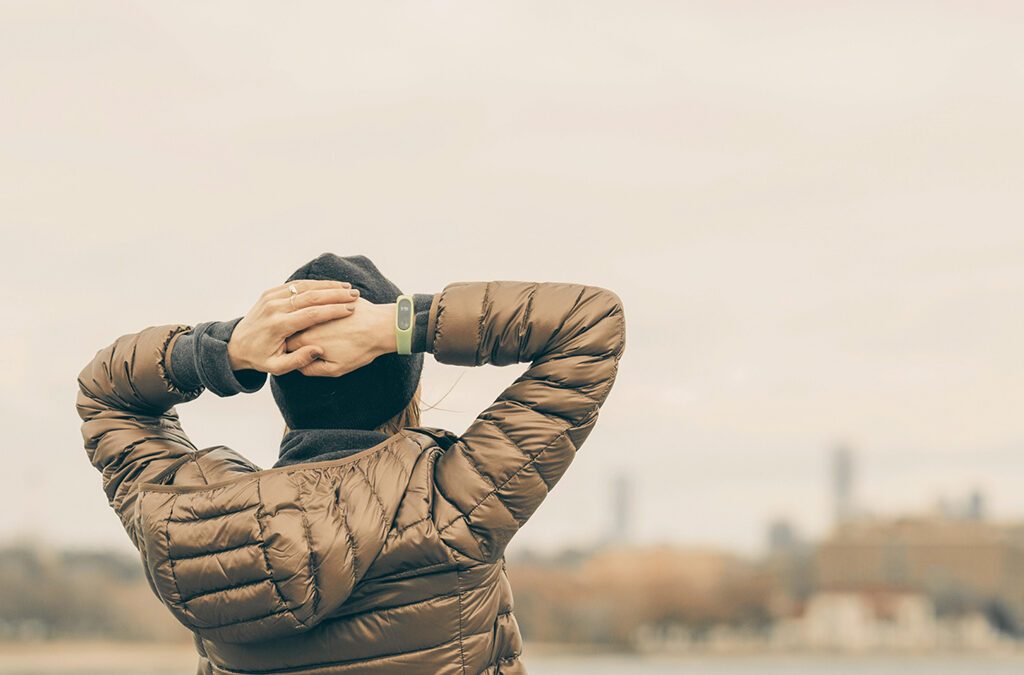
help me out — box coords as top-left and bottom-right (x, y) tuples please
(269, 253), (423, 430)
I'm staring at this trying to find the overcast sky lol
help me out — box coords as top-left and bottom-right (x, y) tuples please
(1, 2), (1023, 555)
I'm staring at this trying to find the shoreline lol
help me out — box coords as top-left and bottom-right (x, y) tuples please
(3, 641), (1024, 659)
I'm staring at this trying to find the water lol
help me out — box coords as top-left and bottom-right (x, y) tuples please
(3, 652), (1024, 674)
(527, 655), (1024, 674)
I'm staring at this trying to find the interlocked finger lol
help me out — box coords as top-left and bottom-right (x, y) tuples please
(263, 279), (351, 301)
(272, 287), (360, 314)
(282, 302), (358, 334)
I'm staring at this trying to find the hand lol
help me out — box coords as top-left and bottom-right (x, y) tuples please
(227, 280), (361, 375)
(285, 298), (397, 377)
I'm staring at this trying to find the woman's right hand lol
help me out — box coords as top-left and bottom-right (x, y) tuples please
(285, 298), (398, 377)
(227, 280), (361, 375)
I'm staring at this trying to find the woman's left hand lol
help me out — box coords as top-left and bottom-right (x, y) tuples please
(227, 280), (361, 375)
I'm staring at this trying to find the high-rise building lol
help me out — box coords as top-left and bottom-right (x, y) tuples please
(967, 489), (986, 521)
(832, 444), (855, 527)
(767, 518), (802, 556)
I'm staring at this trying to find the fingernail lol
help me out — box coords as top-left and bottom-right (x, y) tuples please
(350, 289), (359, 296)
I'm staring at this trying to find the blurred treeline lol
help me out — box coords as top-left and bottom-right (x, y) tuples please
(0, 543), (189, 643)
(511, 546), (771, 647)
(0, 542), (767, 647)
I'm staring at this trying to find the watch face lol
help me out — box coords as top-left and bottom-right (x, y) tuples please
(397, 297), (413, 330)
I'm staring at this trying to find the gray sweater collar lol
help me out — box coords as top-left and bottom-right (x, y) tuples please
(275, 427), (392, 468)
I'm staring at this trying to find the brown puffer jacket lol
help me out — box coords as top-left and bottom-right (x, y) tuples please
(77, 281), (625, 674)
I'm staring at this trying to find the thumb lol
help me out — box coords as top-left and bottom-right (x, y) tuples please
(270, 345), (323, 375)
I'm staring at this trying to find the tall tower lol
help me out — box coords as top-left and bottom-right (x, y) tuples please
(832, 444), (855, 527)
(966, 489), (986, 520)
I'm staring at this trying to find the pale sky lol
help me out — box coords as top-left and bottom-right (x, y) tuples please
(1, 2), (1023, 555)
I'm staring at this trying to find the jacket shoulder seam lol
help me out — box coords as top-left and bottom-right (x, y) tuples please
(164, 494), (192, 623)
(254, 477), (308, 630)
(351, 461), (390, 531)
(291, 474), (321, 617)
(335, 467), (363, 586)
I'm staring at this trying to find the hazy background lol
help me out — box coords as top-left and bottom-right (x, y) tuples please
(1, 0), (1023, 561)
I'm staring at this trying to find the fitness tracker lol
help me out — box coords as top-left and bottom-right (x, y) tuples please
(395, 294), (414, 355)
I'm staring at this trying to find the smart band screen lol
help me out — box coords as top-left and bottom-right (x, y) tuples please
(396, 297), (413, 330)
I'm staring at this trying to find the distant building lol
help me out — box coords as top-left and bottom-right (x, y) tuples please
(764, 518), (814, 619)
(967, 490), (986, 521)
(774, 590), (1004, 652)
(936, 489), (988, 521)
(831, 444), (856, 527)
(814, 516), (1024, 632)
(798, 591), (935, 651)
(767, 519), (802, 557)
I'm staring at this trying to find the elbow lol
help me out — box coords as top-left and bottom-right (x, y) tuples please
(601, 287), (624, 316)
(77, 339), (113, 394)
(588, 285), (625, 320)
(588, 286), (626, 355)
(75, 353), (105, 422)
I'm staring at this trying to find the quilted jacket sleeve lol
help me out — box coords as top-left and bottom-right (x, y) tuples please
(76, 324), (209, 547)
(429, 281), (626, 562)
(76, 324), (260, 548)
(78, 323), (412, 643)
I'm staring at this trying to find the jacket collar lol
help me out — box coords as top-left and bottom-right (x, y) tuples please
(275, 427), (392, 468)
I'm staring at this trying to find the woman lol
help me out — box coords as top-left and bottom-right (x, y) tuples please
(77, 253), (626, 674)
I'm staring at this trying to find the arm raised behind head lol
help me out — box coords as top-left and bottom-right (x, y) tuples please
(76, 279), (358, 547)
(291, 281), (628, 562)
(425, 281), (627, 562)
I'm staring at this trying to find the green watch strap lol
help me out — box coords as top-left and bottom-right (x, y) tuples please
(395, 294), (414, 355)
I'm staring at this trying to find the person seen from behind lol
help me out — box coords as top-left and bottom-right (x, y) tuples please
(76, 253), (626, 674)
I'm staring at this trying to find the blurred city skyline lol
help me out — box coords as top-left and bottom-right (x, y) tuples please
(1, 2), (1023, 556)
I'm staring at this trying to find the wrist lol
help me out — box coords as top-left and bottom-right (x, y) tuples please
(374, 302), (399, 355)
(176, 319), (267, 397)
(226, 337), (255, 372)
